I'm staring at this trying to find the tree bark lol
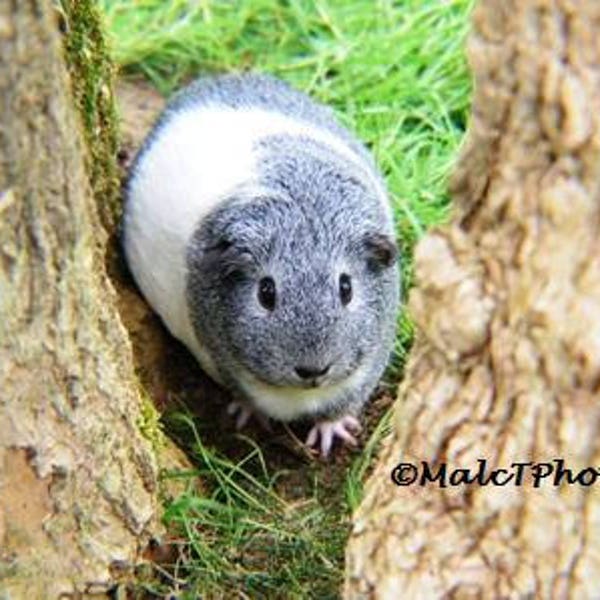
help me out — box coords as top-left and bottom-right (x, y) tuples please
(345, 1), (600, 597)
(0, 1), (160, 597)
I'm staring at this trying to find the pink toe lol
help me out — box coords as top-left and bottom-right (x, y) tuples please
(333, 424), (357, 446)
(306, 427), (319, 447)
(235, 408), (251, 430)
(342, 415), (362, 432)
(321, 427), (334, 458)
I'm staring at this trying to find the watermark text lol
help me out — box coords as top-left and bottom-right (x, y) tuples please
(391, 459), (599, 488)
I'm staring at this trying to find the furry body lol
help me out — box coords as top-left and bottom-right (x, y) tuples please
(123, 74), (399, 450)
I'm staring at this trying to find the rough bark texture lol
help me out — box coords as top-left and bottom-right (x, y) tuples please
(0, 1), (161, 597)
(345, 1), (600, 597)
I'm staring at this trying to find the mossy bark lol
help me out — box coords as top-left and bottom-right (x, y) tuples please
(0, 1), (162, 597)
(59, 0), (122, 232)
(345, 0), (600, 597)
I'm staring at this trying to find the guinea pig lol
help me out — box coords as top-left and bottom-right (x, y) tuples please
(123, 73), (400, 457)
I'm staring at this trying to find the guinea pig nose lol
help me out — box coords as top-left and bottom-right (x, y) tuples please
(295, 365), (330, 380)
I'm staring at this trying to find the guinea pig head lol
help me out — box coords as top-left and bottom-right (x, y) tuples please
(186, 188), (399, 391)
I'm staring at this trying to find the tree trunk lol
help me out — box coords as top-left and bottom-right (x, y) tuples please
(0, 1), (161, 596)
(345, 0), (600, 597)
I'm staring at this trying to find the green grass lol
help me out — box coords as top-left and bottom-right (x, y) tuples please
(99, 0), (473, 596)
(145, 406), (392, 598)
(152, 414), (349, 598)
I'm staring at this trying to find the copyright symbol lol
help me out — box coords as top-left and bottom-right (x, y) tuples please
(391, 462), (418, 486)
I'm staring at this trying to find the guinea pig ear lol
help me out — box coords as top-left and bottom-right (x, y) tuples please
(205, 237), (256, 279)
(362, 232), (398, 271)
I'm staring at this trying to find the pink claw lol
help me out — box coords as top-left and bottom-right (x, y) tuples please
(305, 415), (362, 458)
(226, 401), (272, 431)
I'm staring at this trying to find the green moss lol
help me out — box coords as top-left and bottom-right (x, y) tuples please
(137, 392), (167, 454)
(58, 0), (121, 232)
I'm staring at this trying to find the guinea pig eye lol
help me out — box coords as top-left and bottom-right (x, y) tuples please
(339, 273), (352, 306)
(258, 277), (276, 310)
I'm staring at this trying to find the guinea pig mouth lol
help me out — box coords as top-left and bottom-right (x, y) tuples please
(270, 373), (332, 389)
(293, 364), (355, 389)
(296, 378), (324, 389)
(291, 350), (365, 389)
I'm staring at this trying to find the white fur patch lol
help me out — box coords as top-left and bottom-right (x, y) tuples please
(235, 362), (371, 421)
(124, 105), (388, 387)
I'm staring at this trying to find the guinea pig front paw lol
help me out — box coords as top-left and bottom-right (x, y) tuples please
(305, 415), (362, 458)
(227, 400), (272, 431)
